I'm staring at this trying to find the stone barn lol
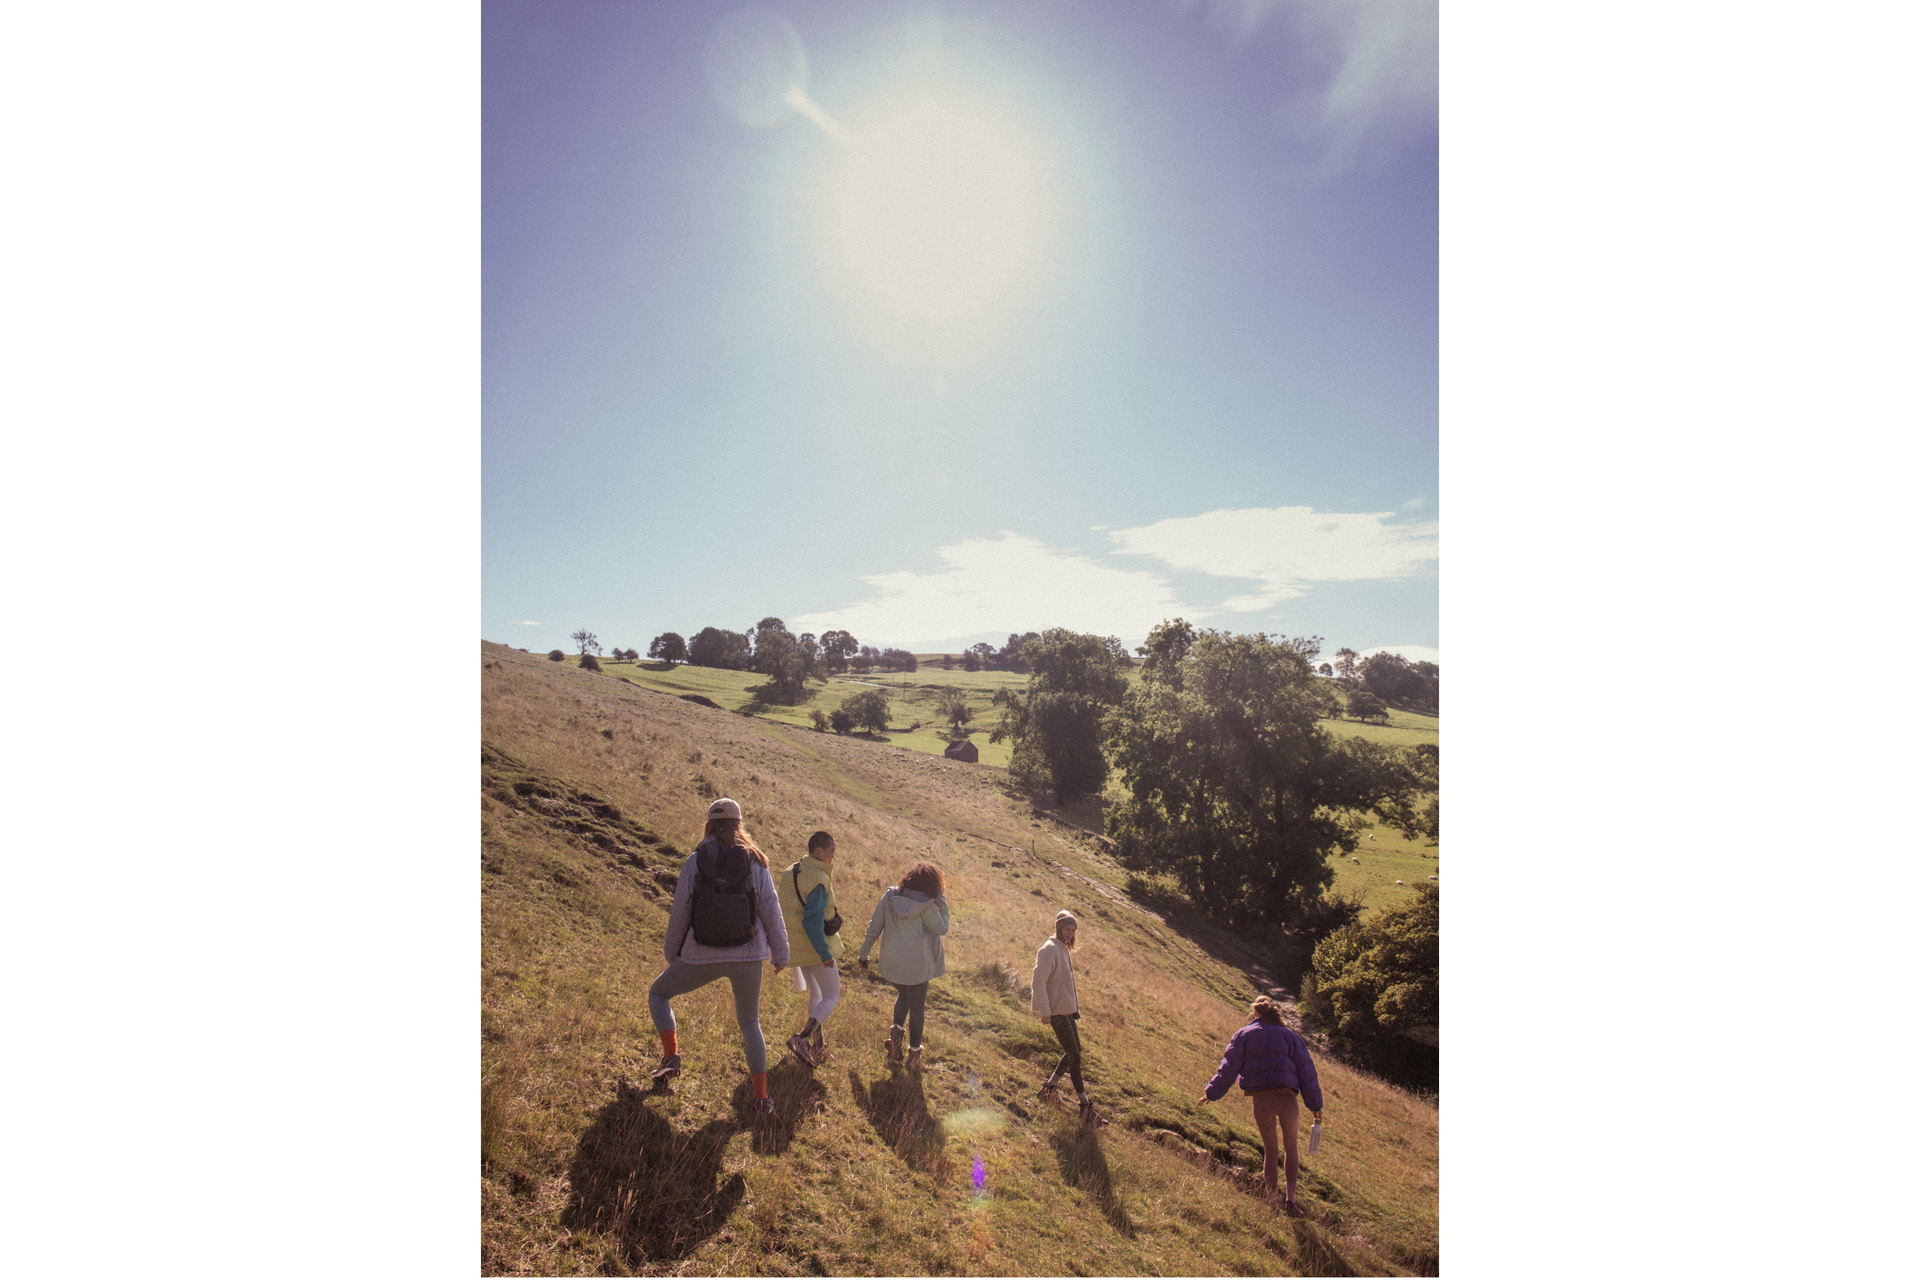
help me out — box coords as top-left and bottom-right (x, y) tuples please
(943, 739), (979, 763)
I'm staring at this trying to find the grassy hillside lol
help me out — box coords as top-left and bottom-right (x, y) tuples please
(482, 641), (1438, 1275)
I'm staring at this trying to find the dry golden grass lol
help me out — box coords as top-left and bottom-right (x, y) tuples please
(481, 641), (1438, 1275)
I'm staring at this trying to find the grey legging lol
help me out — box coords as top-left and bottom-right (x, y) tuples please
(890, 980), (929, 1048)
(647, 958), (767, 1074)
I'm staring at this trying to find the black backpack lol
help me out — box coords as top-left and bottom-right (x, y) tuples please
(690, 840), (758, 948)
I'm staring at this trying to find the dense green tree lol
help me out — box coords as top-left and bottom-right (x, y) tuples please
(1359, 651), (1438, 711)
(878, 647), (918, 672)
(829, 708), (854, 734)
(1303, 883), (1438, 1053)
(648, 632), (687, 664)
(1346, 690), (1389, 723)
(1105, 620), (1425, 929)
(989, 627), (1129, 800)
(687, 626), (751, 669)
(819, 629), (858, 673)
(796, 633), (821, 678)
(962, 650), (980, 672)
(749, 628), (809, 701)
(843, 688), (891, 734)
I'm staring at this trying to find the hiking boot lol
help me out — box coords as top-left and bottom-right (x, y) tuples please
(756, 1095), (776, 1119)
(648, 1053), (681, 1083)
(905, 1045), (922, 1073)
(883, 1025), (905, 1064)
(786, 1033), (818, 1069)
(1078, 1098), (1098, 1126)
(1038, 1072), (1061, 1100)
(808, 1040), (832, 1065)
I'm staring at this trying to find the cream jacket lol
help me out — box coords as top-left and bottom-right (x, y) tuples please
(1030, 936), (1079, 1019)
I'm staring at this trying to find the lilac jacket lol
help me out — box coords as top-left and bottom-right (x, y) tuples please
(662, 840), (790, 966)
(1203, 1018), (1323, 1112)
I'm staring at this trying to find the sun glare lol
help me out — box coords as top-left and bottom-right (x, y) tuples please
(824, 96), (1054, 327)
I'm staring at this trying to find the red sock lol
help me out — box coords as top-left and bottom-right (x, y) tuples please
(660, 1029), (678, 1057)
(751, 1072), (769, 1099)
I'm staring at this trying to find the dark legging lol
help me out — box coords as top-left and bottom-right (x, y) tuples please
(1049, 1013), (1085, 1092)
(890, 981), (929, 1048)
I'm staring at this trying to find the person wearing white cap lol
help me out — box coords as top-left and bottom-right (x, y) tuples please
(1031, 909), (1095, 1121)
(646, 797), (790, 1118)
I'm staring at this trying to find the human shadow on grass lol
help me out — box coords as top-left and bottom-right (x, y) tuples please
(1286, 1215), (1361, 1277)
(1051, 1122), (1134, 1237)
(848, 1066), (952, 1179)
(728, 1058), (825, 1155)
(561, 1080), (744, 1267)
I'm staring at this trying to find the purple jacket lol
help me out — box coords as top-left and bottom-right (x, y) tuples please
(1203, 1019), (1323, 1112)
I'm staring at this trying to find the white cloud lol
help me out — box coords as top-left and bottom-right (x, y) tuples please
(1401, 495), (1427, 510)
(788, 533), (1193, 651)
(1360, 643), (1440, 667)
(517, 619), (540, 626)
(1106, 506), (1437, 610)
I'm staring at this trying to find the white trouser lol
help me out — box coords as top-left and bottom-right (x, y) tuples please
(797, 962), (840, 1028)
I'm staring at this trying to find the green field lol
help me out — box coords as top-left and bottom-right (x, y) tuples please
(571, 656), (1435, 773)
(482, 642), (1440, 1275)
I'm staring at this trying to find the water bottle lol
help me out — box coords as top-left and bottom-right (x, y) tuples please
(1307, 1122), (1322, 1155)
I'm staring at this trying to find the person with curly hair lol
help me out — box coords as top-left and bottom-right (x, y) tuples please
(856, 861), (949, 1069)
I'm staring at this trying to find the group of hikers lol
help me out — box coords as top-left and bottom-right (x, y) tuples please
(643, 797), (1327, 1215)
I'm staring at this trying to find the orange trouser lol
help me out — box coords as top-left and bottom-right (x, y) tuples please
(1249, 1086), (1300, 1201)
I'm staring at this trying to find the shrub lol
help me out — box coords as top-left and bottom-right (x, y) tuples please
(829, 709), (854, 734)
(1302, 882), (1437, 1087)
(547, 650), (565, 662)
(810, 709), (829, 731)
(580, 654), (601, 672)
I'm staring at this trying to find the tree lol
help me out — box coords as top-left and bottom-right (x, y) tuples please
(1317, 662), (1333, 678)
(829, 708), (854, 734)
(819, 630), (858, 673)
(879, 647), (918, 672)
(1359, 651), (1438, 711)
(940, 653), (955, 669)
(571, 629), (602, 657)
(997, 631), (1040, 671)
(1333, 647), (1359, 682)
(1346, 690), (1389, 723)
(936, 690), (974, 733)
(989, 628), (1129, 800)
(547, 649), (565, 662)
(1105, 621), (1426, 930)
(648, 632), (688, 664)
(687, 626), (751, 669)
(962, 650), (980, 672)
(810, 708), (829, 731)
(748, 628), (809, 702)
(1302, 883), (1438, 1080)
(796, 633), (821, 679)
(843, 688), (891, 735)
(749, 617), (788, 669)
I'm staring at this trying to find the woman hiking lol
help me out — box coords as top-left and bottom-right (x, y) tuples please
(855, 861), (949, 1070)
(776, 830), (846, 1067)
(1198, 995), (1325, 1216)
(1032, 909), (1097, 1123)
(647, 798), (790, 1118)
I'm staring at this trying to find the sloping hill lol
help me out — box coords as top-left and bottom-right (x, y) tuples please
(481, 641), (1438, 1276)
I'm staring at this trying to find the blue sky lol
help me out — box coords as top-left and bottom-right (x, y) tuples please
(485, 0), (1438, 663)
